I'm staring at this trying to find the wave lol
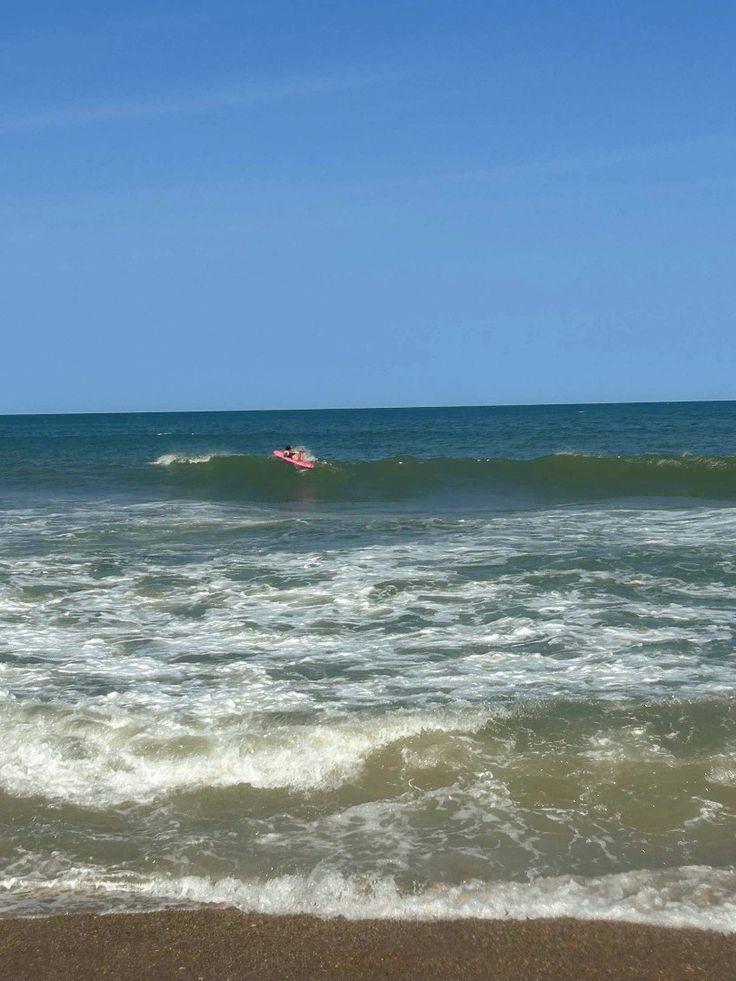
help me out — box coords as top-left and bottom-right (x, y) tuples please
(148, 452), (736, 504)
(3, 865), (736, 930)
(3, 696), (735, 808)
(0, 700), (491, 807)
(152, 453), (220, 465)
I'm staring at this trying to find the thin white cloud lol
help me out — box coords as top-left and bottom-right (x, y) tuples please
(0, 71), (383, 132)
(407, 136), (732, 187)
(447, 145), (685, 180)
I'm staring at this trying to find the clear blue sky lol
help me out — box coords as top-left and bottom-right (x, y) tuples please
(2, 1), (735, 413)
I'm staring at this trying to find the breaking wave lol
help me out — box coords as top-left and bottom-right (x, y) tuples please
(3, 865), (736, 931)
(149, 452), (736, 504)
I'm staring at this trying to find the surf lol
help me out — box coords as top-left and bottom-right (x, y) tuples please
(149, 451), (736, 505)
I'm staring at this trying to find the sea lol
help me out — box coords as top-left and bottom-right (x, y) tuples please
(1, 402), (735, 929)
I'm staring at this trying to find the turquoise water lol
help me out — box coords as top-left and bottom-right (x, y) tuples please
(1, 402), (736, 927)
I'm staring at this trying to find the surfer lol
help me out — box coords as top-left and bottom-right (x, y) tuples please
(274, 446), (314, 469)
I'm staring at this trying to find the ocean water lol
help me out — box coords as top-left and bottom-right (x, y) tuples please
(1, 402), (736, 930)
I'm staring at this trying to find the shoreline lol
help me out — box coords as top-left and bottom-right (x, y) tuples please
(1, 910), (734, 980)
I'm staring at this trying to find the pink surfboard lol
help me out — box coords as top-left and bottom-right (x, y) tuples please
(273, 450), (315, 470)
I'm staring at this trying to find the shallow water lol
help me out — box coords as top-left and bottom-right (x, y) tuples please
(1, 403), (735, 928)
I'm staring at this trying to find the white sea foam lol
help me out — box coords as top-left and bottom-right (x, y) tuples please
(1, 506), (735, 799)
(2, 500), (736, 919)
(2, 865), (736, 931)
(152, 453), (218, 465)
(0, 700), (491, 806)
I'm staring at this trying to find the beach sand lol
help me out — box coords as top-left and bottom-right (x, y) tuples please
(0, 911), (734, 980)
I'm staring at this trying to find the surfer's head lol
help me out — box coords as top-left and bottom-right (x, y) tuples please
(285, 445), (291, 451)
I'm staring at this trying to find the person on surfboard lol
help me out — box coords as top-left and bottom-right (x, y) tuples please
(275, 445), (314, 469)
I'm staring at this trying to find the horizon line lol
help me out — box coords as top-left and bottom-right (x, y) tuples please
(1, 396), (734, 419)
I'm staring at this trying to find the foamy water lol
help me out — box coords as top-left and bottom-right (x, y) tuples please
(1, 405), (736, 929)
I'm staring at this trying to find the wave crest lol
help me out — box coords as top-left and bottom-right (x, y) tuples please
(148, 452), (736, 504)
(3, 865), (736, 930)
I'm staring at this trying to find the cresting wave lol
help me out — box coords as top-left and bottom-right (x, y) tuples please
(3, 865), (736, 931)
(150, 452), (736, 503)
(0, 701), (491, 807)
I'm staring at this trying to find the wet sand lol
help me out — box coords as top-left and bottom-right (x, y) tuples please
(1, 910), (735, 980)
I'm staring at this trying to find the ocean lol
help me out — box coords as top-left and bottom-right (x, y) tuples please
(1, 402), (735, 929)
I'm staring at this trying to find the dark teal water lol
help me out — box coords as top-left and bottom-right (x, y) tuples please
(1, 403), (735, 927)
(2, 401), (736, 507)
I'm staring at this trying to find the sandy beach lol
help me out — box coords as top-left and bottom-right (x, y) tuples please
(0, 911), (734, 981)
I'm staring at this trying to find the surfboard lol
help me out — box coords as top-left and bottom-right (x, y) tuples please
(272, 450), (315, 470)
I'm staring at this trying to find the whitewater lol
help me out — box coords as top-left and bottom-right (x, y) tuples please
(1, 403), (735, 930)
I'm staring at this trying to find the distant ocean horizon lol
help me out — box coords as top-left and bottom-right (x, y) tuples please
(1, 400), (735, 928)
(4, 395), (735, 416)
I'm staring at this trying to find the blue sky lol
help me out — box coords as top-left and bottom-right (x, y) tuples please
(2, 1), (735, 412)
